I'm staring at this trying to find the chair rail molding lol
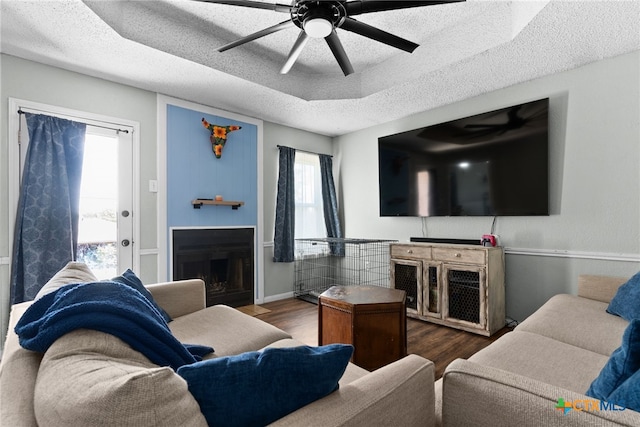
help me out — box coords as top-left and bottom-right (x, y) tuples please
(504, 247), (640, 263)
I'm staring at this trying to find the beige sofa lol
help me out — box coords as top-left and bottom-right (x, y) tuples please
(1, 278), (435, 427)
(436, 274), (640, 426)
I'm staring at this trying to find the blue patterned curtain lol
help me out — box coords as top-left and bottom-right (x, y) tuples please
(319, 155), (344, 256)
(10, 113), (86, 303)
(273, 146), (296, 262)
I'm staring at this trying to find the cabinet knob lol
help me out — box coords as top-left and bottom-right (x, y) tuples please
(455, 253), (461, 257)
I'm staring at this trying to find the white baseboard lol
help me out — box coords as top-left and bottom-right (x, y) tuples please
(263, 291), (294, 303)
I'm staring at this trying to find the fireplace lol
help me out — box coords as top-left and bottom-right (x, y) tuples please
(172, 227), (254, 307)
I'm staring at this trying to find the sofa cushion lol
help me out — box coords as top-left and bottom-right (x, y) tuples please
(112, 269), (172, 323)
(515, 294), (628, 356)
(586, 319), (640, 400)
(34, 261), (97, 299)
(469, 331), (609, 393)
(177, 344), (353, 427)
(578, 274), (628, 303)
(441, 359), (640, 427)
(607, 271), (640, 321)
(34, 329), (207, 427)
(169, 304), (291, 357)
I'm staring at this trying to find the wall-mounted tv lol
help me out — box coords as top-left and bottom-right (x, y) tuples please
(378, 98), (549, 217)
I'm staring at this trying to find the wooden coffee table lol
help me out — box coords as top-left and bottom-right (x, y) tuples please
(318, 285), (407, 371)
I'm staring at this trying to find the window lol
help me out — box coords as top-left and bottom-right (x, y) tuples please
(294, 152), (328, 259)
(294, 151), (327, 239)
(294, 152), (325, 239)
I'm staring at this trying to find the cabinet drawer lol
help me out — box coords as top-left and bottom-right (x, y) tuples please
(433, 247), (485, 264)
(391, 244), (431, 259)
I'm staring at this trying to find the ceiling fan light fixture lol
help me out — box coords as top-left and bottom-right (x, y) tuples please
(304, 18), (333, 38)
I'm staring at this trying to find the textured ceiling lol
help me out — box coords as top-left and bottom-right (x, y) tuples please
(1, 1), (639, 137)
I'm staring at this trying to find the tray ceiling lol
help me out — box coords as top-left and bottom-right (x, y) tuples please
(1, 1), (639, 136)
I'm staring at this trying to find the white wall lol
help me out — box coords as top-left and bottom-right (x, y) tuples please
(334, 51), (640, 321)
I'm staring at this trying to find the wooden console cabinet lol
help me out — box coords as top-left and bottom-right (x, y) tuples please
(390, 243), (505, 336)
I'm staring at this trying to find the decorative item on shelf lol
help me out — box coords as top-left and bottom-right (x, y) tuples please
(215, 195), (223, 201)
(201, 118), (241, 159)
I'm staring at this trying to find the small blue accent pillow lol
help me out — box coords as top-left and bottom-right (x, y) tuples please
(177, 344), (353, 427)
(112, 269), (172, 323)
(607, 271), (640, 321)
(606, 368), (640, 411)
(586, 319), (640, 399)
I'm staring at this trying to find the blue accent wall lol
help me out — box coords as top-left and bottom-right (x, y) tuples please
(166, 104), (259, 281)
(167, 104), (258, 228)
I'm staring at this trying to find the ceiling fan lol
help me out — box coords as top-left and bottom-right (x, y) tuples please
(192, 0), (465, 76)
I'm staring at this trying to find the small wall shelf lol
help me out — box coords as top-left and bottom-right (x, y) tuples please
(192, 199), (244, 210)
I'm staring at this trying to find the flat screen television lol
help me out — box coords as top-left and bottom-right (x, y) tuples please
(378, 98), (549, 217)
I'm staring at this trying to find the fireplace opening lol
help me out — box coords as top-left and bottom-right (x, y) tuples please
(172, 228), (254, 307)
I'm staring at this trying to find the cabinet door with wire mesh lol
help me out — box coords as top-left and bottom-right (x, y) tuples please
(442, 264), (486, 330)
(390, 259), (422, 317)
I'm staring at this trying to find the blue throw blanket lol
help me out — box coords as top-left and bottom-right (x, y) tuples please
(15, 281), (213, 370)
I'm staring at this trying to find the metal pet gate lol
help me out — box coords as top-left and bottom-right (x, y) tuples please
(293, 238), (397, 303)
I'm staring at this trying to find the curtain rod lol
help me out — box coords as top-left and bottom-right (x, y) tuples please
(17, 108), (130, 134)
(277, 145), (332, 158)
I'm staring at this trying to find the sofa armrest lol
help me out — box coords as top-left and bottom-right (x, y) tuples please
(0, 302), (41, 427)
(270, 354), (435, 427)
(441, 359), (639, 426)
(577, 275), (627, 303)
(145, 279), (206, 319)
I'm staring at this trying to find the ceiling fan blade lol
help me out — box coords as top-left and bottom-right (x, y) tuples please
(190, 0), (291, 13)
(218, 20), (295, 52)
(346, 0), (465, 16)
(325, 31), (354, 76)
(340, 18), (418, 53)
(280, 31), (309, 74)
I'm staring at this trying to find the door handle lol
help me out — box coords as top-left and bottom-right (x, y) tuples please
(121, 239), (130, 247)
(122, 210), (130, 217)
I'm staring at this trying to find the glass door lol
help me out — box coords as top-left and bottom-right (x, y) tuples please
(76, 126), (133, 279)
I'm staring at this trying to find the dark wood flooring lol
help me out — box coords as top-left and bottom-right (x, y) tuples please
(258, 298), (512, 379)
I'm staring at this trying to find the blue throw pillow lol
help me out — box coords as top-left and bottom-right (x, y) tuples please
(607, 271), (640, 321)
(112, 269), (172, 323)
(606, 368), (640, 411)
(177, 344), (353, 427)
(586, 319), (640, 399)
